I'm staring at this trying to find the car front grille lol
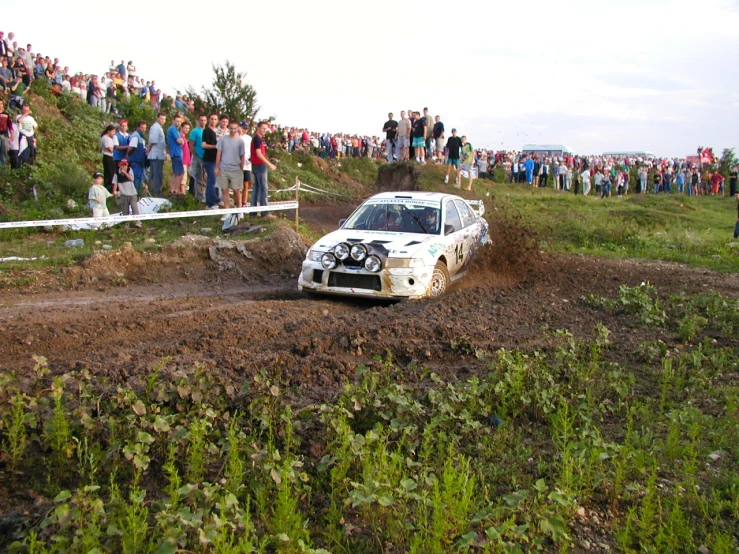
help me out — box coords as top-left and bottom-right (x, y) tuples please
(328, 272), (381, 291)
(312, 269), (324, 283)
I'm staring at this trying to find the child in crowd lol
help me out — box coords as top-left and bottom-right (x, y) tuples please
(112, 160), (142, 227)
(89, 172), (112, 217)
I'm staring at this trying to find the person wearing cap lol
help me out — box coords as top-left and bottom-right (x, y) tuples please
(112, 160), (142, 227)
(445, 128), (462, 185)
(89, 172), (113, 218)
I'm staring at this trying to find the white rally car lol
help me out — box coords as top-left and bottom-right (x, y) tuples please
(298, 191), (489, 299)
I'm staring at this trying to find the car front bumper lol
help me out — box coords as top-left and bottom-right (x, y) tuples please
(297, 261), (434, 299)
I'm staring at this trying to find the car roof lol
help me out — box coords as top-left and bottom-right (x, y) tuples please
(367, 191), (456, 203)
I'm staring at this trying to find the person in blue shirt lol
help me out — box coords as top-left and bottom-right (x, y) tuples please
(126, 121), (148, 194)
(167, 114), (184, 194)
(113, 120), (130, 163)
(524, 155), (535, 185)
(188, 114), (207, 201)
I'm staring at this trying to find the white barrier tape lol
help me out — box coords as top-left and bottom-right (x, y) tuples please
(0, 201), (299, 229)
(273, 182), (352, 199)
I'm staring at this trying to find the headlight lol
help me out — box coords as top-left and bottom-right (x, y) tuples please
(350, 243), (368, 262)
(321, 253), (337, 269)
(334, 243), (350, 261)
(364, 255), (382, 272)
(308, 249), (322, 262)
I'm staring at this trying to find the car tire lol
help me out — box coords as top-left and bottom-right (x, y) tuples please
(428, 261), (450, 297)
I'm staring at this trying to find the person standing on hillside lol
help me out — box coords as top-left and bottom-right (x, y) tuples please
(432, 115), (445, 164)
(216, 114), (230, 138)
(215, 120), (246, 215)
(166, 114), (184, 195)
(445, 128), (462, 185)
(126, 120), (147, 194)
(239, 121), (253, 200)
(113, 119), (129, 165)
(112, 160), (142, 227)
(0, 99), (12, 167)
(251, 120), (277, 219)
(147, 113), (166, 196)
(201, 114), (220, 209)
(423, 108), (434, 161)
(189, 114), (206, 201)
(382, 113), (397, 163)
(412, 112), (426, 164)
(458, 136), (475, 191)
(524, 155), (535, 185)
(89, 172), (113, 218)
(581, 166), (591, 196)
(16, 104), (37, 166)
(397, 111), (411, 161)
(100, 124), (117, 191)
(180, 121), (191, 195)
(729, 166), (738, 198)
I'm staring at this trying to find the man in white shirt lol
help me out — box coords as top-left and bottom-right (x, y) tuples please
(239, 121), (253, 200)
(581, 167), (591, 196)
(15, 104), (37, 166)
(147, 113), (167, 196)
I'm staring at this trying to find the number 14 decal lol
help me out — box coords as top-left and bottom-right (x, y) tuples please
(454, 243), (464, 264)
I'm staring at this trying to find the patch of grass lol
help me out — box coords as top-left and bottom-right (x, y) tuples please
(486, 182), (739, 272)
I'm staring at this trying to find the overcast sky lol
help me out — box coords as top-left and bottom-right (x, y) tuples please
(4, 0), (738, 156)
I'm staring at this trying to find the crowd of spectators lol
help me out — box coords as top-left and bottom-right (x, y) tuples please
(490, 151), (737, 198)
(2, 28), (737, 215)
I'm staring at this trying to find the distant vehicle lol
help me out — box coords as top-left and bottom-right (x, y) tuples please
(602, 151), (656, 159)
(298, 192), (489, 299)
(521, 144), (575, 156)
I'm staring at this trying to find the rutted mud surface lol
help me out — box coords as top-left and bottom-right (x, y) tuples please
(1, 223), (736, 407)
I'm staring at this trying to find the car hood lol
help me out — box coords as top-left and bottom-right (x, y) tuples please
(312, 229), (440, 258)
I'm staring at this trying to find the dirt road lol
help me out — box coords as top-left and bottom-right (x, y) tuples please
(1, 225), (736, 404)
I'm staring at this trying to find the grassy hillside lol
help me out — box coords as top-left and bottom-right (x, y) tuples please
(0, 87), (737, 273)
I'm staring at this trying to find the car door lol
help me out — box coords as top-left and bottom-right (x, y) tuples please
(453, 199), (478, 272)
(442, 199), (466, 276)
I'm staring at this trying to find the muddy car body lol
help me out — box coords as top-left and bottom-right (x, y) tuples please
(298, 192), (488, 299)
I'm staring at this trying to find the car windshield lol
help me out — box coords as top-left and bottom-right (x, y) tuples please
(344, 202), (441, 235)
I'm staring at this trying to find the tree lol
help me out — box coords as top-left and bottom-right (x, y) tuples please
(186, 61), (259, 126)
(718, 148), (737, 178)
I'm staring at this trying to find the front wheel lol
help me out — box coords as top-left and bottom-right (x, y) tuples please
(428, 261), (450, 297)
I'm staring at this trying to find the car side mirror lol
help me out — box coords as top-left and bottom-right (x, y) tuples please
(338, 219), (346, 228)
(444, 224), (455, 236)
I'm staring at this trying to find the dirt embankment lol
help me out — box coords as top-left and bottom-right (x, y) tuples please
(1, 220), (736, 407)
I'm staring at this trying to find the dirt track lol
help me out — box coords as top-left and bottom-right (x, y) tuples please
(1, 223), (737, 404)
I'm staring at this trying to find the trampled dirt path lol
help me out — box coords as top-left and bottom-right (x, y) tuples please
(1, 223), (736, 407)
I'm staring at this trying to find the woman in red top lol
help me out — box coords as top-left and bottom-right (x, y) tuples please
(180, 121), (192, 195)
(710, 172), (724, 196)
